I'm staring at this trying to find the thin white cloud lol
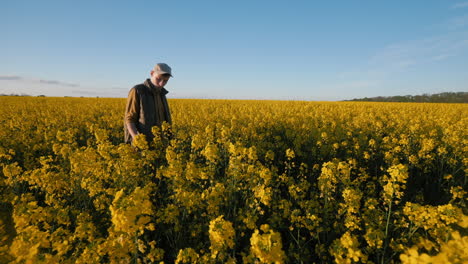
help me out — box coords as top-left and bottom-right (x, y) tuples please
(369, 31), (468, 70)
(430, 53), (454, 62)
(39, 79), (79, 87)
(452, 2), (468, 9)
(371, 14), (468, 68)
(0, 75), (23, 80)
(0, 75), (80, 87)
(0, 75), (126, 97)
(332, 29), (468, 99)
(0, 75), (131, 97)
(447, 14), (468, 29)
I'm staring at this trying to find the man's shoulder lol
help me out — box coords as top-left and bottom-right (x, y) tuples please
(130, 82), (150, 94)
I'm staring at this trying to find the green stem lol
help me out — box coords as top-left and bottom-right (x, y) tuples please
(381, 200), (392, 264)
(385, 201), (392, 237)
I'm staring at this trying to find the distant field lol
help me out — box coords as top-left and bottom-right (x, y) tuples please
(1, 96), (466, 263)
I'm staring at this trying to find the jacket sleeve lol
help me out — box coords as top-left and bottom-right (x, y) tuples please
(124, 87), (140, 124)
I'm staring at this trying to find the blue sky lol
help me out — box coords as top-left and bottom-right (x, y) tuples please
(1, 1), (468, 100)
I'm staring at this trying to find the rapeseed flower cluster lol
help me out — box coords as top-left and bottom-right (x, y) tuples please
(250, 224), (286, 263)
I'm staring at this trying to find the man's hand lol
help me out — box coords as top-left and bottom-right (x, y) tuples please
(126, 122), (139, 138)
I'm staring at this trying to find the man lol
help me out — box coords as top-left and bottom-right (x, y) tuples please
(124, 63), (173, 144)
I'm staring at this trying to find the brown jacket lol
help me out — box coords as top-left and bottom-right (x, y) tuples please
(124, 79), (172, 143)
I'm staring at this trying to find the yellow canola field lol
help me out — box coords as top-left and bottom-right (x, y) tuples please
(0, 96), (467, 263)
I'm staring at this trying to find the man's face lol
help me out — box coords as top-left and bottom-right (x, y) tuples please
(150, 71), (171, 88)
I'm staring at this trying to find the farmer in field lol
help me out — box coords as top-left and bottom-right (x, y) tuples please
(124, 63), (172, 144)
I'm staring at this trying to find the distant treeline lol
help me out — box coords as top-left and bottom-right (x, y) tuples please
(346, 92), (468, 103)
